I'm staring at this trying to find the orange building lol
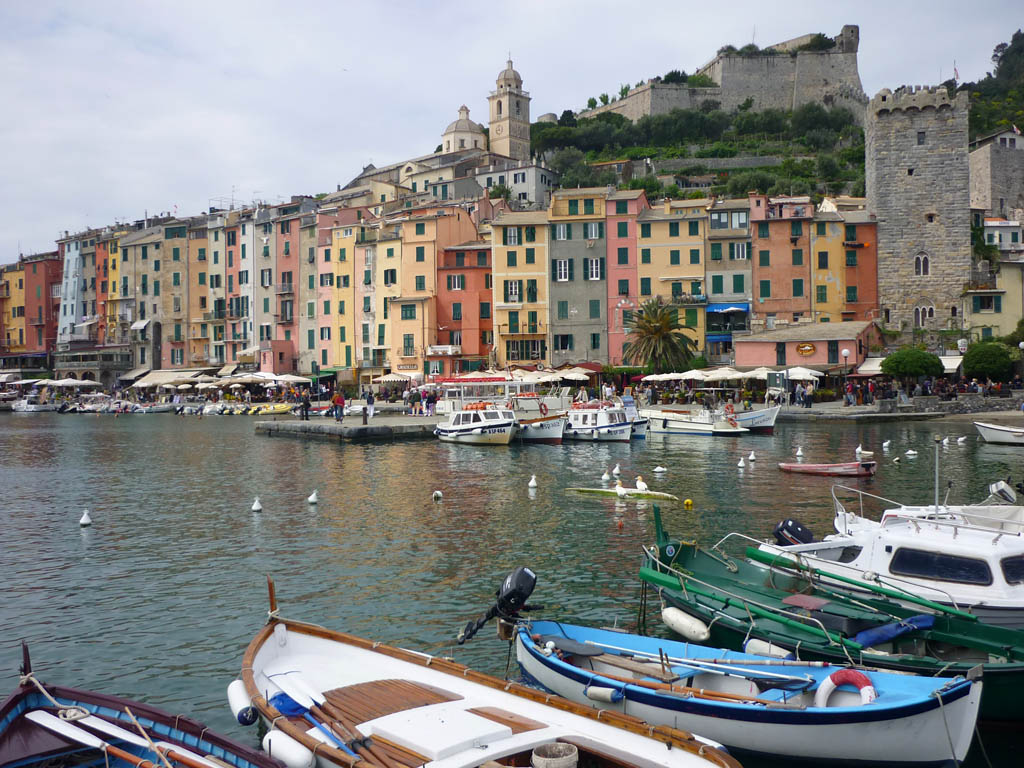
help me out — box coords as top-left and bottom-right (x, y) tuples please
(839, 210), (879, 322)
(749, 193), (813, 332)
(432, 240), (493, 374)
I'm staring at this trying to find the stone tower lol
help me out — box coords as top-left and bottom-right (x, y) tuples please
(866, 86), (971, 337)
(488, 60), (530, 161)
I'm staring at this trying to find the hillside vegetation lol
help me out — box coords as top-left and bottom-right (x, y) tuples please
(953, 29), (1024, 139)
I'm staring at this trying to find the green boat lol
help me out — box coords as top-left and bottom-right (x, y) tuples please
(639, 507), (1024, 723)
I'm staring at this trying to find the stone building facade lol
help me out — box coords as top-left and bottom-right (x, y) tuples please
(969, 129), (1024, 220)
(866, 86), (971, 338)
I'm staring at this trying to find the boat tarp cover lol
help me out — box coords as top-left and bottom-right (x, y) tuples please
(853, 614), (934, 648)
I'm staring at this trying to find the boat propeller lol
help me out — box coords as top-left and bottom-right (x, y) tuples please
(458, 566), (542, 644)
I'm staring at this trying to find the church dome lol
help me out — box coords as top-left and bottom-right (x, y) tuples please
(496, 59), (522, 90)
(444, 105), (484, 135)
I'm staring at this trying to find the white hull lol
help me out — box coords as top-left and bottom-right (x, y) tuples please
(641, 409), (748, 436)
(630, 418), (649, 439)
(517, 414), (565, 444)
(517, 639), (979, 765)
(975, 421), (1024, 445)
(136, 403), (177, 414)
(731, 404), (781, 432)
(11, 400), (59, 412)
(563, 422), (631, 442)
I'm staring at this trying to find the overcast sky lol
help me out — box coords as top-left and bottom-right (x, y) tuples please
(0, 1), (1017, 264)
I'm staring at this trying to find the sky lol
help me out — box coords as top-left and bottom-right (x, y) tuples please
(0, 1), (1017, 264)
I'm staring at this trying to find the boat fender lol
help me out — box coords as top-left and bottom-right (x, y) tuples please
(583, 685), (623, 703)
(262, 730), (315, 768)
(743, 638), (796, 659)
(539, 402), (548, 416)
(226, 679), (257, 725)
(661, 606), (710, 642)
(813, 669), (877, 708)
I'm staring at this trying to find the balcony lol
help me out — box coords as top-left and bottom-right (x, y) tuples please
(498, 322), (545, 336)
(0, 286), (10, 298)
(204, 310), (227, 321)
(274, 313), (295, 324)
(29, 317), (46, 326)
(669, 294), (707, 305)
(427, 344), (462, 356)
(965, 267), (997, 292)
(274, 283), (294, 294)
(707, 321), (749, 335)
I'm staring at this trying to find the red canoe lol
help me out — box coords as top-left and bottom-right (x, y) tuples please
(778, 460), (877, 477)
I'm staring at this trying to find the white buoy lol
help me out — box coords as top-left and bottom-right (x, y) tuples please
(635, 476), (649, 492)
(654, 466), (667, 473)
(882, 440), (891, 449)
(957, 436), (967, 444)
(251, 497), (262, 512)
(79, 510), (92, 527)
(528, 474), (537, 488)
(905, 449), (917, 457)
(432, 490), (443, 501)
(612, 463), (621, 476)
(615, 480), (628, 497)
(307, 490), (318, 504)
(942, 437), (949, 446)
(894, 456), (901, 464)
(795, 446), (803, 457)
(601, 470), (611, 482)
(737, 458), (745, 468)
(748, 451), (756, 461)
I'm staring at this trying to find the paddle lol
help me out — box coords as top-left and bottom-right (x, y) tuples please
(25, 711), (210, 768)
(266, 678), (361, 761)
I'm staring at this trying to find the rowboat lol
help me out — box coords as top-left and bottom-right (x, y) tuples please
(515, 619), (981, 766)
(232, 577), (739, 768)
(974, 420), (1024, 445)
(1, 643), (282, 768)
(778, 461), (876, 477)
(640, 507), (1024, 723)
(566, 487), (681, 501)
(516, 413), (566, 444)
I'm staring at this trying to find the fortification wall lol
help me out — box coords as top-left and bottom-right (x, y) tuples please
(866, 86), (971, 334)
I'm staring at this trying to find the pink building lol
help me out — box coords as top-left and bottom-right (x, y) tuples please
(733, 319), (879, 372)
(605, 190), (649, 364)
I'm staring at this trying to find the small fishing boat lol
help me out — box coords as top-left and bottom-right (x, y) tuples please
(725, 404), (781, 434)
(975, 420), (1024, 445)
(778, 461), (877, 477)
(511, 617), (980, 766)
(133, 402), (177, 414)
(563, 401), (632, 442)
(231, 577), (739, 768)
(1, 643), (283, 768)
(434, 403), (517, 444)
(640, 407), (748, 437)
(11, 394), (58, 412)
(566, 487), (680, 501)
(516, 413), (566, 444)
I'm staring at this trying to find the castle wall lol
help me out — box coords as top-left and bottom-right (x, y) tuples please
(866, 87), (971, 333)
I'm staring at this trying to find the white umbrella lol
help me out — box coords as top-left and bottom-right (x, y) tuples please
(373, 373), (410, 383)
(177, 384), (193, 390)
(229, 383), (244, 389)
(702, 367), (742, 383)
(277, 374), (312, 384)
(740, 367), (774, 381)
(557, 371), (590, 381)
(196, 383), (218, 391)
(785, 366), (822, 381)
(676, 369), (708, 381)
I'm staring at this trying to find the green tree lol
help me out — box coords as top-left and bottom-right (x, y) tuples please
(816, 153), (840, 179)
(881, 346), (944, 381)
(619, 84), (630, 99)
(662, 69), (687, 84)
(558, 110), (577, 127)
(488, 184), (511, 201)
(623, 297), (697, 373)
(587, 97), (597, 110)
(963, 342), (1013, 381)
(599, 93), (610, 105)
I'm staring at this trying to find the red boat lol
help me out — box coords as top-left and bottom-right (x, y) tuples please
(777, 460), (877, 477)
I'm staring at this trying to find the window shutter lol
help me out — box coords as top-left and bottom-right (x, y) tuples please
(446, 274), (452, 290)
(517, 227), (523, 244)
(502, 228), (508, 246)
(503, 281), (509, 302)
(583, 258), (590, 278)
(599, 257), (606, 279)
(568, 258), (574, 281)
(598, 222), (604, 238)
(568, 334), (574, 351)
(566, 224), (572, 240)
(517, 280), (523, 300)
(728, 242), (735, 259)
(550, 224), (557, 240)
(995, 295), (1002, 313)
(972, 296), (981, 312)
(551, 258), (557, 278)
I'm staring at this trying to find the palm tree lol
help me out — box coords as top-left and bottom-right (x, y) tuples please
(623, 297), (697, 373)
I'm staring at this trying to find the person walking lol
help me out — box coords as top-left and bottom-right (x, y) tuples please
(300, 389), (311, 420)
(366, 389), (375, 418)
(804, 381), (814, 408)
(331, 389), (345, 422)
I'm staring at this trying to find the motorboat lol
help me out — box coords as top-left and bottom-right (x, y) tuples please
(975, 420), (1024, 445)
(230, 577), (739, 768)
(640, 406), (748, 436)
(563, 401), (631, 442)
(516, 413), (565, 444)
(726, 404), (781, 433)
(133, 402), (177, 414)
(1, 642), (283, 768)
(11, 394), (58, 412)
(613, 395), (648, 439)
(777, 461), (877, 477)
(434, 403), (518, 444)
(758, 480), (1024, 628)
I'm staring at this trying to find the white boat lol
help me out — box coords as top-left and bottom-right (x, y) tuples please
(11, 395), (59, 412)
(640, 407), (749, 436)
(613, 395), (648, 439)
(135, 402), (178, 414)
(727, 404), (781, 433)
(975, 420), (1024, 445)
(563, 402), (631, 442)
(516, 413), (566, 444)
(755, 480), (1024, 628)
(232, 578), (738, 768)
(434, 404), (518, 445)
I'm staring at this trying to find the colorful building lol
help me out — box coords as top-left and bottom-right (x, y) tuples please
(432, 240), (493, 375)
(705, 198), (752, 365)
(734, 319), (880, 373)
(491, 212), (550, 366)
(749, 193), (814, 332)
(605, 190), (649, 365)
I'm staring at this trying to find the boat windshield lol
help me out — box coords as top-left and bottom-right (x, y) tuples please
(483, 412), (499, 420)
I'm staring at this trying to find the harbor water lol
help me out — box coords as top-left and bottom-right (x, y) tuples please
(1, 413), (1020, 766)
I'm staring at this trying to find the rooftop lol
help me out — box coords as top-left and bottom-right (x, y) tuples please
(493, 211), (550, 225)
(737, 320), (875, 343)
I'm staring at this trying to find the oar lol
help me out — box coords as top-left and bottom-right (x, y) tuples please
(587, 670), (805, 708)
(76, 713), (220, 768)
(25, 711), (205, 768)
(266, 675), (361, 761)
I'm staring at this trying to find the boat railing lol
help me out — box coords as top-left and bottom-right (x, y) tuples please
(880, 510), (1024, 538)
(642, 545), (857, 658)
(831, 484), (907, 522)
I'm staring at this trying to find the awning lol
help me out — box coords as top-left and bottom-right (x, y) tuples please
(856, 357), (885, 376)
(118, 366), (150, 381)
(217, 364), (238, 377)
(130, 319), (150, 330)
(0, 373), (17, 383)
(74, 319), (98, 329)
(238, 345), (260, 356)
(706, 333), (732, 343)
(706, 303), (750, 313)
(940, 355), (964, 374)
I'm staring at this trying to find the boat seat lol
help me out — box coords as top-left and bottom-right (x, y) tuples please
(465, 707), (546, 734)
(323, 679), (463, 725)
(591, 653), (680, 683)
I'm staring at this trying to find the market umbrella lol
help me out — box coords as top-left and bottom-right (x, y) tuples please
(740, 367), (774, 381)
(557, 371), (590, 381)
(677, 369), (708, 381)
(373, 373), (410, 383)
(785, 366), (822, 381)
(177, 384), (193, 391)
(702, 367), (742, 383)
(277, 374), (312, 384)
(229, 383), (245, 389)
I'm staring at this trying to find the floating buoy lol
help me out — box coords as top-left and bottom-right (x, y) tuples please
(528, 474), (537, 488)
(307, 490), (318, 504)
(635, 475), (648, 492)
(748, 451), (756, 462)
(942, 437), (949, 446)
(654, 466), (667, 473)
(683, 498), (693, 509)
(957, 436), (967, 444)
(601, 470), (611, 482)
(855, 444), (863, 454)
(251, 497), (262, 513)
(882, 440), (891, 449)
(616, 519), (624, 530)
(432, 490), (443, 501)
(612, 463), (621, 476)
(893, 457), (901, 464)
(79, 510), (92, 527)
(737, 458), (745, 468)
(662, 606), (710, 642)
(795, 446), (803, 457)
(905, 450), (917, 457)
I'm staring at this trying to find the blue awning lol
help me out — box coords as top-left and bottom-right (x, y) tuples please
(706, 303), (750, 313)
(706, 334), (733, 343)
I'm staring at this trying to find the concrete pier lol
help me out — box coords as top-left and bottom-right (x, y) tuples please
(255, 414), (443, 442)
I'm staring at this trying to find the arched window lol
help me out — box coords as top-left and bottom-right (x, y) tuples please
(914, 254), (930, 276)
(497, 100), (503, 116)
(914, 303), (935, 327)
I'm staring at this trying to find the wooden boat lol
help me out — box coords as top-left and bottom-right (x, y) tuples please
(974, 420), (1024, 445)
(640, 507), (1024, 723)
(434, 403), (518, 445)
(564, 401), (632, 442)
(1, 643), (283, 768)
(515, 619), (981, 766)
(516, 413), (565, 444)
(566, 487), (680, 501)
(777, 461), (877, 477)
(233, 578), (739, 768)
(640, 408), (748, 437)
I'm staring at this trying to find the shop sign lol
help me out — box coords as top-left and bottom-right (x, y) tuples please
(796, 342), (816, 356)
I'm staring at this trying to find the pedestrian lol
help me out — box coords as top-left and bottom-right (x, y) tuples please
(300, 390), (311, 420)
(425, 390), (436, 416)
(331, 389), (345, 422)
(575, 385), (588, 403)
(794, 382), (804, 407)
(804, 381), (813, 408)
(366, 389), (375, 418)
(409, 387), (421, 415)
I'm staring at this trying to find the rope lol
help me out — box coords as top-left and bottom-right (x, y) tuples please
(125, 707), (175, 768)
(973, 723), (994, 768)
(933, 692), (960, 768)
(19, 673), (89, 721)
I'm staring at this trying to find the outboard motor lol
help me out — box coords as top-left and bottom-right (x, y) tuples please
(458, 566), (539, 644)
(989, 479), (1017, 505)
(773, 518), (814, 546)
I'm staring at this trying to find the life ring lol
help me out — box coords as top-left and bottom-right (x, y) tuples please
(727, 417), (738, 428)
(724, 403), (735, 414)
(539, 402), (549, 416)
(813, 669), (877, 708)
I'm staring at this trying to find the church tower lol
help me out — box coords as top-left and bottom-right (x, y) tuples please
(488, 60), (531, 161)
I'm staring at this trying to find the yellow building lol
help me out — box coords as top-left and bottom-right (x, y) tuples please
(326, 223), (357, 376)
(491, 211), (550, 365)
(187, 220), (211, 367)
(636, 199), (709, 351)
(809, 212), (847, 323)
(1, 263), (26, 353)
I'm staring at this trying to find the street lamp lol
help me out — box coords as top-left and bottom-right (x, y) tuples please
(841, 347), (851, 405)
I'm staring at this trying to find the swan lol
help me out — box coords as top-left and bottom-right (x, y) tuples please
(635, 476), (649, 493)
(528, 474), (537, 489)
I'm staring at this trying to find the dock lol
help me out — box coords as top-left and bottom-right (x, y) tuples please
(255, 413), (443, 442)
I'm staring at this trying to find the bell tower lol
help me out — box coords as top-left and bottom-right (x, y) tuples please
(488, 59), (531, 162)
